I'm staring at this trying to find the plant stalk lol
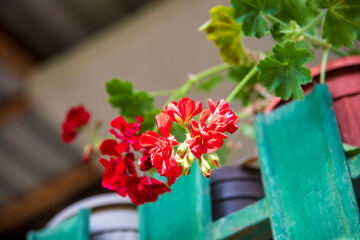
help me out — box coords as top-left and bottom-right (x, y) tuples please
(264, 13), (288, 28)
(295, 11), (326, 37)
(226, 65), (258, 103)
(320, 47), (329, 84)
(165, 63), (232, 106)
(304, 33), (347, 57)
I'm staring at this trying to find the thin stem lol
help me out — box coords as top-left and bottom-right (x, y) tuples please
(226, 65), (258, 103)
(165, 63), (232, 106)
(304, 33), (347, 57)
(263, 13), (288, 28)
(295, 11), (326, 37)
(320, 47), (329, 84)
(149, 89), (176, 97)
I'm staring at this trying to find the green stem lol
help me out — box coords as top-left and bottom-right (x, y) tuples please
(320, 47), (329, 84)
(304, 33), (347, 57)
(264, 13), (288, 28)
(165, 63), (232, 106)
(295, 11), (326, 37)
(226, 65), (258, 103)
(149, 89), (176, 97)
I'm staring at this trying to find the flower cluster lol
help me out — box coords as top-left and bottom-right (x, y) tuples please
(61, 105), (90, 143)
(98, 116), (170, 205)
(61, 98), (239, 205)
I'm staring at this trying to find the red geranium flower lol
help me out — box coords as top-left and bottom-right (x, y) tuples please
(187, 111), (228, 159)
(109, 116), (143, 154)
(99, 153), (138, 196)
(164, 98), (202, 126)
(62, 105), (90, 143)
(122, 175), (170, 205)
(206, 99), (240, 134)
(140, 113), (181, 185)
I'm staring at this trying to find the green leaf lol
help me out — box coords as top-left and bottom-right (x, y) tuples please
(307, 0), (360, 47)
(275, 0), (320, 35)
(106, 79), (155, 131)
(231, 0), (280, 38)
(200, 5), (248, 65)
(257, 41), (312, 100)
(106, 79), (134, 107)
(197, 75), (223, 94)
(140, 109), (161, 133)
(229, 65), (262, 106)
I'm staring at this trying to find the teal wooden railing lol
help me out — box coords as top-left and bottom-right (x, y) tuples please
(139, 85), (360, 239)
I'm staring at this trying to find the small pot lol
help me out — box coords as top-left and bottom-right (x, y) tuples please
(210, 165), (264, 221)
(265, 55), (360, 147)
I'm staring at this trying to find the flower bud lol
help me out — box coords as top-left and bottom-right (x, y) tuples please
(177, 142), (188, 156)
(181, 160), (191, 175)
(208, 153), (220, 169)
(186, 152), (195, 166)
(199, 158), (212, 178)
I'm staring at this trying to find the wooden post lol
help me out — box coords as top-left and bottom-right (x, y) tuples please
(139, 163), (212, 240)
(255, 85), (360, 239)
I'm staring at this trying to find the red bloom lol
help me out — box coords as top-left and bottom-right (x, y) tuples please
(122, 176), (170, 205)
(187, 111), (228, 159)
(62, 105), (90, 143)
(109, 116), (143, 154)
(207, 99), (240, 134)
(140, 112), (181, 184)
(99, 153), (138, 196)
(164, 98), (202, 125)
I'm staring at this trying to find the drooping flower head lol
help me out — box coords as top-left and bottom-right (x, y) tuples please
(164, 98), (202, 126)
(109, 116), (143, 154)
(122, 175), (170, 205)
(62, 105), (90, 143)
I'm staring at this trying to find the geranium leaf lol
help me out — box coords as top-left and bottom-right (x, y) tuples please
(231, 0), (280, 38)
(106, 79), (155, 127)
(200, 5), (248, 65)
(307, 0), (360, 47)
(257, 41), (312, 100)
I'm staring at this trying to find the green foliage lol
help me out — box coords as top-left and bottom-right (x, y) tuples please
(200, 5), (248, 65)
(307, 0), (360, 47)
(231, 0), (280, 38)
(229, 65), (261, 106)
(257, 41), (312, 100)
(106, 78), (156, 132)
(197, 75), (223, 94)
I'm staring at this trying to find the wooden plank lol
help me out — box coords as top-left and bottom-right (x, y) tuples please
(213, 199), (271, 240)
(255, 85), (360, 239)
(0, 164), (100, 233)
(139, 163), (212, 240)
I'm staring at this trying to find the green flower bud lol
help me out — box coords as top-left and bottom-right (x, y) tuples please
(199, 157), (212, 178)
(208, 153), (220, 169)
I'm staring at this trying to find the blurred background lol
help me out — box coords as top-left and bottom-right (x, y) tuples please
(0, 0), (344, 238)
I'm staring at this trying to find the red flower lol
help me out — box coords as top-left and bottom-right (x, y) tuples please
(140, 113), (181, 184)
(164, 98), (202, 125)
(62, 105), (90, 143)
(187, 111), (228, 159)
(207, 99), (240, 134)
(122, 175), (170, 205)
(109, 116), (143, 154)
(99, 153), (138, 196)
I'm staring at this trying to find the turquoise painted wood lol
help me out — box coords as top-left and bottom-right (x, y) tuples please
(255, 85), (360, 239)
(139, 163), (212, 240)
(27, 209), (90, 240)
(213, 199), (271, 240)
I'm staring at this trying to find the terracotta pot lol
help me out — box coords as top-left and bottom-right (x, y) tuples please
(210, 166), (264, 221)
(265, 55), (360, 147)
